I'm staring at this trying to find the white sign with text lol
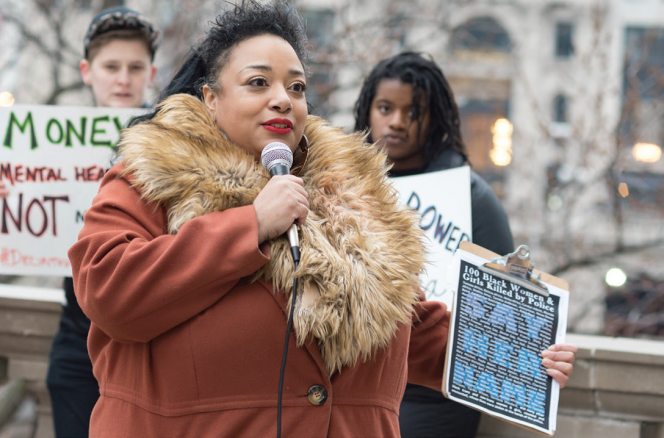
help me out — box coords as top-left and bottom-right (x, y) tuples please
(0, 104), (145, 276)
(391, 167), (472, 307)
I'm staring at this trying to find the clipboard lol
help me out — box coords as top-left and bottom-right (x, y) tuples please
(441, 241), (570, 437)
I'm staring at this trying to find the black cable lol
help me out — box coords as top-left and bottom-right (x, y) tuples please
(277, 247), (300, 438)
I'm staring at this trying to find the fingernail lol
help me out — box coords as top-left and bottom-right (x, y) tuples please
(541, 350), (552, 358)
(546, 369), (554, 375)
(542, 358), (553, 366)
(549, 345), (558, 351)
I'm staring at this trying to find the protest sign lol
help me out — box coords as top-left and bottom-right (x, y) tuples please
(442, 242), (569, 436)
(0, 104), (145, 276)
(391, 167), (472, 306)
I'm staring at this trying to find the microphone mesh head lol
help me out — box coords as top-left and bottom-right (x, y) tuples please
(261, 142), (293, 171)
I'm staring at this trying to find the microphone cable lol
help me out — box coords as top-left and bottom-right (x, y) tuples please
(260, 142), (302, 438)
(277, 245), (300, 438)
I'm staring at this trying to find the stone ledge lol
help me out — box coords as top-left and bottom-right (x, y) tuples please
(0, 284), (64, 311)
(477, 412), (643, 438)
(0, 334), (56, 358)
(560, 334), (664, 422)
(0, 297), (61, 316)
(596, 391), (664, 421)
(0, 285), (62, 360)
(0, 307), (61, 338)
(559, 391), (664, 422)
(567, 334), (664, 366)
(0, 286), (61, 438)
(8, 357), (49, 383)
(559, 388), (595, 412)
(566, 334), (664, 394)
(595, 361), (664, 395)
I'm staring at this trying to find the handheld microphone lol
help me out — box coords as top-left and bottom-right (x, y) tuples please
(261, 141), (293, 176)
(261, 142), (300, 262)
(261, 142), (302, 438)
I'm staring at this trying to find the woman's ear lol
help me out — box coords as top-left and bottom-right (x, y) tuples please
(202, 84), (216, 116)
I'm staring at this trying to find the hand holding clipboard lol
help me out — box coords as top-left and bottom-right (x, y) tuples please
(442, 242), (577, 436)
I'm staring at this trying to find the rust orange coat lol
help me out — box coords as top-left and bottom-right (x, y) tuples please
(70, 166), (450, 437)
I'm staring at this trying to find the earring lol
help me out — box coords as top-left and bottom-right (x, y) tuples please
(212, 118), (230, 141)
(292, 134), (309, 176)
(299, 134), (309, 152)
(219, 129), (229, 142)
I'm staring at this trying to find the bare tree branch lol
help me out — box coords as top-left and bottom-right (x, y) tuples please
(45, 81), (86, 105)
(551, 239), (664, 276)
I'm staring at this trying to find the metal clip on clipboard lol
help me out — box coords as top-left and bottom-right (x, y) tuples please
(478, 244), (549, 297)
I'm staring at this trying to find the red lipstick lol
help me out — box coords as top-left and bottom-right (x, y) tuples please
(262, 118), (293, 134)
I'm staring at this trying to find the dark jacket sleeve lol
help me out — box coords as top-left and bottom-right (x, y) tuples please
(470, 171), (515, 255)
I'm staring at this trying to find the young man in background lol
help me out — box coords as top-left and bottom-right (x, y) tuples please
(46, 7), (159, 436)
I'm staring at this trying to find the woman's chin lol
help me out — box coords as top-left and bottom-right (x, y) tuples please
(264, 136), (298, 152)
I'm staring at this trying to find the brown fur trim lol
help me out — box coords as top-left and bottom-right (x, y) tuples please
(117, 94), (428, 374)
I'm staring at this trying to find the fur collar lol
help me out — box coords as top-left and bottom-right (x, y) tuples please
(117, 94), (427, 374)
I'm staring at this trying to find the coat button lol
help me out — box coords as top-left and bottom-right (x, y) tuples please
(307, 385), (327, 405)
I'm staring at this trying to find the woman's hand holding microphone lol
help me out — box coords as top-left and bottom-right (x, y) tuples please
(253, 175), (309, 244)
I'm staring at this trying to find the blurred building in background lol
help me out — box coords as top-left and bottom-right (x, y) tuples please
(284, 0), (664, 339)
(1, 0), (663, 338)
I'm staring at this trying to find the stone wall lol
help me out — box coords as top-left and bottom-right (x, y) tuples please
(1, 286), (662, 438)
(0, 285), (63, 438)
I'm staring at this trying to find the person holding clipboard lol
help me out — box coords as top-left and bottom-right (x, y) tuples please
(353, 52), (577, 438)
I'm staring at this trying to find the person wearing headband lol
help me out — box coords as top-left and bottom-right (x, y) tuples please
(80, 6), (159, 108)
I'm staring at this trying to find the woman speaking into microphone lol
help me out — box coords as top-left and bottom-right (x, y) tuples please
(68, 1), (576, 437)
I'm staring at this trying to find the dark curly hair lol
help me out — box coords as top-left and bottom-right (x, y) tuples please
(353, 52), (468, 164)
(132, 0), (309, 125)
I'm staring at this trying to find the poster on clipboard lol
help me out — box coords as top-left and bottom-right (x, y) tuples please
(442, 242), (570, 436)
